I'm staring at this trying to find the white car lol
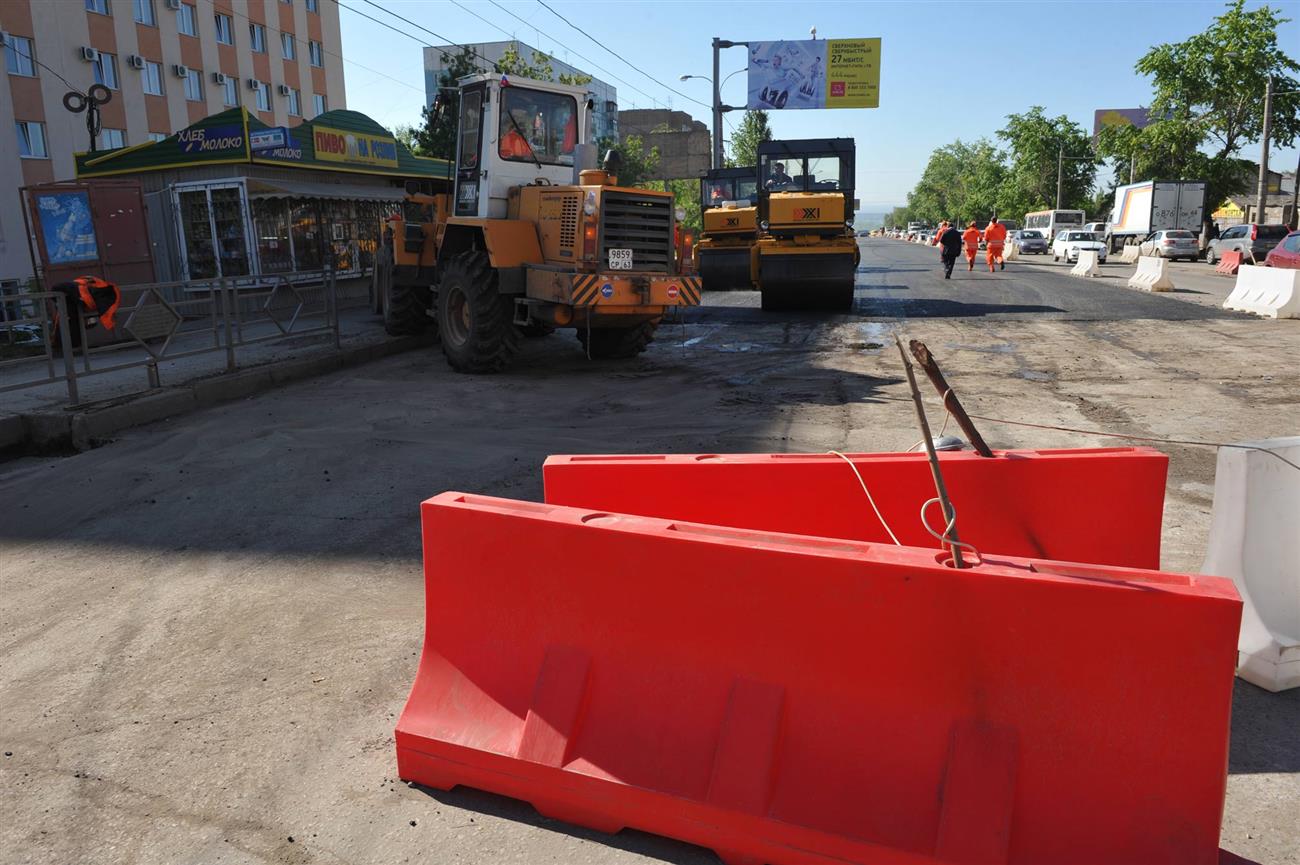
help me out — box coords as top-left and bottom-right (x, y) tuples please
(1053, 230), (1108, 264)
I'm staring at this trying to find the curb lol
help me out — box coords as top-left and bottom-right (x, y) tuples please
(2, 333), (435, 453)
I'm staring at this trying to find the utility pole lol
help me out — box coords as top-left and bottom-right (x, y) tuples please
(712, 38), (723, 170)
(1256, 77), (1274, 223)
(1056, 143), (1064, 210)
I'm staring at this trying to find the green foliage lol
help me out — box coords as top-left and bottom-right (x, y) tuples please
(1095, 0), (1298, 209)
(996, 107), (1097, 216)
(643, 179), (702, 233)
(904, 139), (1007, 225)
(409, 46), (480, 160)
(598, 133), (660, 188)
(726, 110), (772, 168)
(886, 205), (913, 229)
(498, 43), (593, 86)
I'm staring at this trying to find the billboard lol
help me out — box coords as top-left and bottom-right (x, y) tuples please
(1093, 108), (1152, 137)
(313, 125), (399, 168)
(747, 38), (880, 110)
(34, 191), (98, 264)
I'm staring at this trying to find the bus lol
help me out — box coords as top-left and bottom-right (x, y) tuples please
(1024, 209), (1086, 242)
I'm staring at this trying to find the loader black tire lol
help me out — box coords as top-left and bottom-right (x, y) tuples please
(371, 244), (392, 315)
(437, 249), (520, 373)
(383, 270), (432, 337)
(577, 318), (659, 359)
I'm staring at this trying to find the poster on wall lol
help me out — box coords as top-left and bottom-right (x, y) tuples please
(747, 38), (880, 110)
(35, 191), (98, 264)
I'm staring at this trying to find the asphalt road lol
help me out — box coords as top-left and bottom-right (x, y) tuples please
(700, 238), (1239, 322)
(2, 245), (1296, 865)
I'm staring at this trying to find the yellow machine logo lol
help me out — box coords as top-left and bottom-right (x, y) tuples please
(796, 207), (821, 220)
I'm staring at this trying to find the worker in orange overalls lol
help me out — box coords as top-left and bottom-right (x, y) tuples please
(932, 220), (949, 246)
(961, 221), (981, 271)
(984, 216), (1009, 271)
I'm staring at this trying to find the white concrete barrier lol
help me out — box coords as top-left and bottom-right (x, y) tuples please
(1202, 437), (1300, 692)
(1127, 255), (1175, 291)
(1119, 244), (1142, 263)
(1222, 265), (1300, 319)
(1069, 249), (1100, 277)
(1004, 242), (1019, 261)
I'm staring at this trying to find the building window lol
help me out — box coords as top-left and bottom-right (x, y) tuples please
(177, 2), (197, 36)
(214, 12), (233, 45)
(308, 40), (322, 67)
(142, 60), (163, 95)
(312, 93), (326, 116)
(15, 120), (48, 158)
(254, 80), (271, 112)
(286, 87), (300, 116)
(183, 67), (202, 101)
(93, 51), (119, 89)
(4, 34), (37, 77)
(147, 131), (167, 142)
(249, 23), (266, 53)
(221, 75), (237, 106)
(281, 32), (295, 60)
(99, 128), (126, 149)
(85, 0), (111, 15)
(133, 0), (155, 25)
(305, 0), (317, 12)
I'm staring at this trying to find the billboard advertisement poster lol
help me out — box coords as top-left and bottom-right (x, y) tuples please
(35, 191), (98, 264)
(747, 38), (880, 110)
(1093, 108), (1152, 137)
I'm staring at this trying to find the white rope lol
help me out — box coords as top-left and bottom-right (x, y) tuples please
(827, 451), (901, 545)
(920, 497), (983, 566)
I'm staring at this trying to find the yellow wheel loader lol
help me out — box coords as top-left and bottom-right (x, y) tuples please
(380, 74), (701, 373)
(755, 138), (859, 311)
(694, 166), (758, 291)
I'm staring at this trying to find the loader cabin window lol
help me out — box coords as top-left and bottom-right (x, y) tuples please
(762, 154), (844, 191)
(497, 88), (577, 166)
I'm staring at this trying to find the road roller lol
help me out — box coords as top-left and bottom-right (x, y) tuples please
(755, 138), (859, 311)
(695, 166), (758, 291)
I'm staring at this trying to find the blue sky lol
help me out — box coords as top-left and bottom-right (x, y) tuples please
(336, 0), (1300, 210)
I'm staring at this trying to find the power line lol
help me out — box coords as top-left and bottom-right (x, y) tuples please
(534, 0), (711, 111)
(347, 0), (501, 75)
(447, 0), (515, 41)
(4, 37), (86, 94)
(482, 0), (667, 111)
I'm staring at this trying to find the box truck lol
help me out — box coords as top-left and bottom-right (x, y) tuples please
(1108, 180), (1207, 252)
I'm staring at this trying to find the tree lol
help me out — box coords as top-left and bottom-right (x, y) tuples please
(996, 107), (1097, 217)
(392, 124), (419, 154)
(644, 178), (702, 232)
(726, 110), (772, 168)
(410, 46), (481, 160)
(904, 139), (1007, 225)
(1096, 0), (1299, 211)
(598, 133), (660, 188)
(498, 42), (592, 87)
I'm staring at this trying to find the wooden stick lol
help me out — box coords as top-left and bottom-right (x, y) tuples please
(896, 335), (966, 568)
(908, 339), (994, 458)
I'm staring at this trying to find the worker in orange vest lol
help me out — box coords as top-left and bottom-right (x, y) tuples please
(984, 216), (1009, 271)
(961, 221), (982, 271)
(49, 275), (121, 350)
(932, 220), (949, 246)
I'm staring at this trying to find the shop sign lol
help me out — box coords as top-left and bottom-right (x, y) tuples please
(313, 125), (399, 168)
(177, 124), (245, 155)
(250, 127), (290, 151)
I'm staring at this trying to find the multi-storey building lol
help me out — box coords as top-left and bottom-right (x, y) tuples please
(423, 40), (617, 144)
(0, 0), (346, 279)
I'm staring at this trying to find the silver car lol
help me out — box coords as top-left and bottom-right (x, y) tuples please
(1138, 229), (1200, 262)
(1012, 229), (1048, 254)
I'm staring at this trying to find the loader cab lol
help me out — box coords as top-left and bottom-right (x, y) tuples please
(453, 74), (592, 219)
(757, 138), (856, 235)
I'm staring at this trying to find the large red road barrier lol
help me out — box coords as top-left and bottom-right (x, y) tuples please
(396, 492), (1241, 865)
(544, 448), (1167, 568)
(1215, 250), (1243, 276)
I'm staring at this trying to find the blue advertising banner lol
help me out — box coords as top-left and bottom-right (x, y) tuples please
(35, 191), (98, 264)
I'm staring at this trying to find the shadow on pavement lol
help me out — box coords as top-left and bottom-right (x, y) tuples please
(855, 298), (1066, 317)
(1229, 678), (1300, 774)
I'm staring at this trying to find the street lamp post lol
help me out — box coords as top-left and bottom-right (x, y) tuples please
(1056, 144), (1093, 210)
(681, 59), (746, 171)
(1256, 78), (1274, 223)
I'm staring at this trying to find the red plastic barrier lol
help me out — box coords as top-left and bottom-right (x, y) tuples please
(544, 448), (1167, 568)
(396, 492), (1241, 865)
(1216, 250), (1243, 276)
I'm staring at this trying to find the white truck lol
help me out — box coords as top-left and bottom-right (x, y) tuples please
(1107, 180), (1207, 253)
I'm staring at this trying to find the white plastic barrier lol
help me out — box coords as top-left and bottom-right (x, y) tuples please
(1004, 241), (1019, 261)
(1222, 265), (1300, 319)
(1127, 255), (1175, 291)
(1119, 244), (1142, 263)
(1202, 437), (1300, 692)
(1070, 249), (1100, 277)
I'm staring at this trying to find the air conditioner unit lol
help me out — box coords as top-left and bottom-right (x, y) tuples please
(127, 54), (145, 70)
(247, 78), (260, 90)
(164, 0), (181, 9)
(172, 64), (189, 78)
(212, 72), (228, 85)
(276, 84), (290, 96)
(80, 46), (99, 62)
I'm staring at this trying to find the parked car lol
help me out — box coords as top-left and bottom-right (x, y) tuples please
(1206, 223), (1291, 264)
(1137, 229), (1200, 262)
(1052, 230), (1108, 264)
(1263, 230), (1300, 269)
(1011, 229), (1048, 254)
(1083, 221), (1110, 236)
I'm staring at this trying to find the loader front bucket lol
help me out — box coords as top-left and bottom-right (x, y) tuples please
(543, 447), (1168, 569)
(396, 490), (1241, 865)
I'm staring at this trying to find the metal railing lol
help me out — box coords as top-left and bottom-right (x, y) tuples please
(0, 269), (338, 408)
